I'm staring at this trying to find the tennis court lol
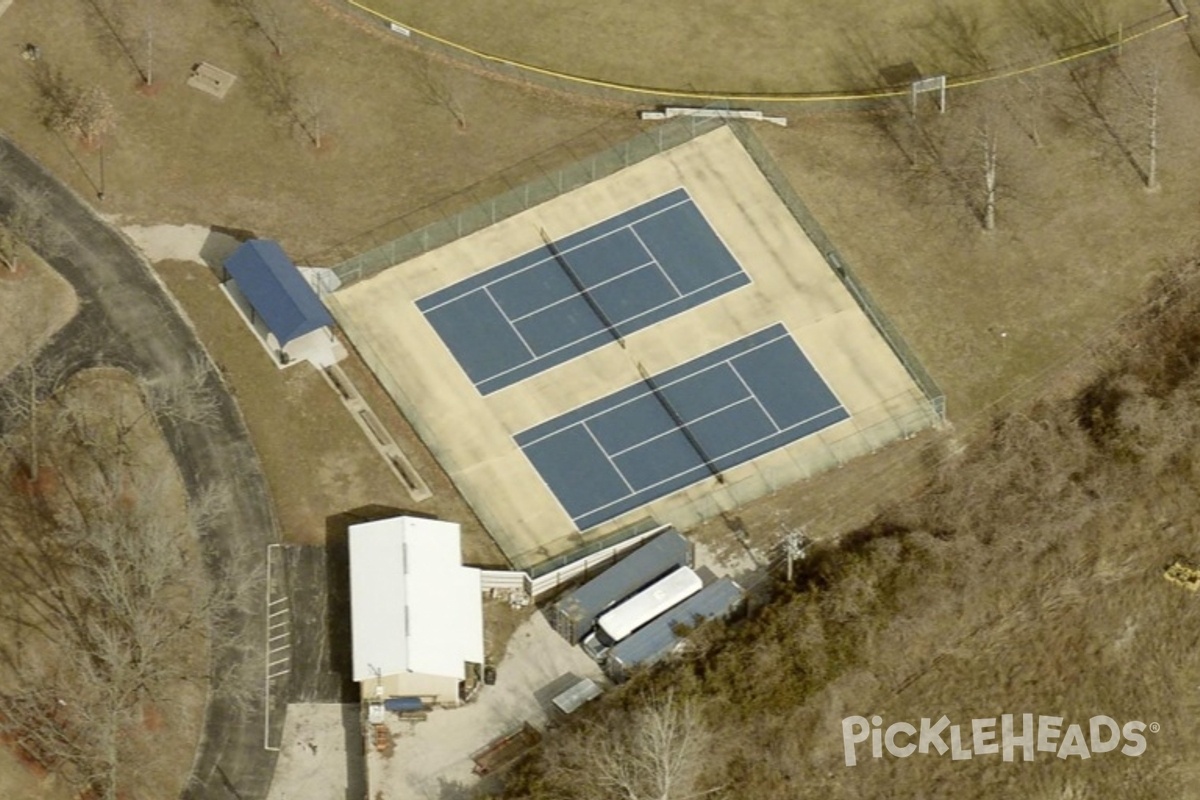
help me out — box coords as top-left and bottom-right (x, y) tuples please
(416, 188), (748, 394)
(516, 324), (848, 530)
(328, 126), (940, 568)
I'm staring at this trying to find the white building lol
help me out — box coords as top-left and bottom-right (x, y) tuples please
(349, 516), (484, 706)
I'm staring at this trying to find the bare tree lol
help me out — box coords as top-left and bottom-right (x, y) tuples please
(547, 691), (722, 800)
(77, 0), (159, 86)
(981, 123), (999, 231)
(249, 52), (334, 149)
(0, 352), (71, 482)
(0, 185), (64, 274)
(217, 0), (287, 56)
(55, 355), (220, 464)
(917, 3), (990, 77)
(894, 76), (1038, 234)
(0, 369), (258, 800)
(1144, 64), (1159, 191)
(293, 84), (331, 149)
(36, 68), (117, 147)
(1056, 43), (1171, 191)
(1118, 53), (1163, 191)
(71, 87), (117, 146)
(414, 59), (468, 130)
(1015, 0), (1117, 52)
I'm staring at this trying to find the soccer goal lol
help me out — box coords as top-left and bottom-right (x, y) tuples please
(910, 75), (947, 115)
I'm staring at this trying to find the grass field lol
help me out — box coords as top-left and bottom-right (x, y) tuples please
(0, 0), (645, 262)
(0, 249), (76, 378)
(151, 258), (507, 565)
(361, 0), (1167, 92)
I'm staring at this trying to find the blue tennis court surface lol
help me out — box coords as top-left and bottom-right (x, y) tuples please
(417, 188), (749, 395)
(515, 324), (850, 530)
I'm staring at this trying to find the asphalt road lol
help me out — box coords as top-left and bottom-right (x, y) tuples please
(0, 136), (283, 800)
(283, 545), (357, 704)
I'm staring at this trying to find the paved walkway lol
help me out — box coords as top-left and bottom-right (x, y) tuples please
(0, 137), (282, 800)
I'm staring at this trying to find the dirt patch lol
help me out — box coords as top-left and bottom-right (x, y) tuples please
(483, 598), (535, 666)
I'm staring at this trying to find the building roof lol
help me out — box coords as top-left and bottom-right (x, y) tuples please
(348, 516), (484, 683)
(223, 239), (334, 345)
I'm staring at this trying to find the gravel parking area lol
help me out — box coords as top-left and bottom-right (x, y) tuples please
(266, 704), (364, 800)
(369, 610), (609, 800)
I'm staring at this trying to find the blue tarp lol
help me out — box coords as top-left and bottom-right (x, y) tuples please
(223, 239), (333, 345)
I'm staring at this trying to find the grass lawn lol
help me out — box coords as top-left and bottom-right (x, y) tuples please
(0, 0), (644, 262)
(0, 246), (76, 378)
(152, 258), (506, 563)
(364, 0), (1167, 92)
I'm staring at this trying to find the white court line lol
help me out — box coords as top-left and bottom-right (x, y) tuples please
(506, 258), (657, 324)
(480, 270), (751, 392)
(519, 324), (849, 525)
(605, 395), (756, 459)
(582, 421), (635, 493)
(729, 361), (781, 432)
(416, 190), (692, 311)
(484, 285), (537, 358)
(628, 227), (682, 298)
(517, 325), (791, 446)
(574, 403), (849, 524)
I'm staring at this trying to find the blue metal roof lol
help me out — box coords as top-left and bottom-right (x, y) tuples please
(223, 239), (334, 345)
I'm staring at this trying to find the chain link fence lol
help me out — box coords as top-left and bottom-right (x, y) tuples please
(331, 113), (726, 285)
(331, 113), (944, 422)
(724, 122), (946, 420)
(329, 113), (948, 571)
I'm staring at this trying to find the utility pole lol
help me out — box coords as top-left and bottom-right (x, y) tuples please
(782, 527), (810, 583)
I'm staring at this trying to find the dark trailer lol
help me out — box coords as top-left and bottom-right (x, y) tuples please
(550, 529), (692, 643)
(605, 577), (743, 682)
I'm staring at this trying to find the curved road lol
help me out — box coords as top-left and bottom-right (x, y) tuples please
(0, 137), (281, 800)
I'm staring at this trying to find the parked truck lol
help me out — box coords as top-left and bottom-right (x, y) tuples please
(605, 577), (744, 682)
(550, 529), (692, 643)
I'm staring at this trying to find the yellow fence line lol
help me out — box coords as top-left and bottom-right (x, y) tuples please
(345, 0), (1188, 103)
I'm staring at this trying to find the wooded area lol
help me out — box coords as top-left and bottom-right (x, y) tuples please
(506, 259), (1200, 798)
